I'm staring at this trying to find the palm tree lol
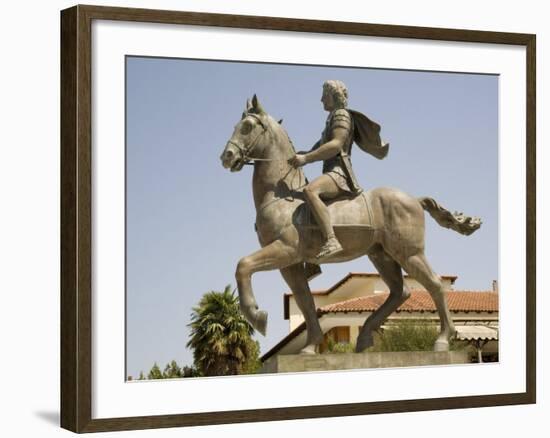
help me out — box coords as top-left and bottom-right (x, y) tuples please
(187, 285), (260, 376)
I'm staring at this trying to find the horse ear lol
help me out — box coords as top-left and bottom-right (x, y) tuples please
(278, 119), (283, 124)
(241, 111), (247, 120)
(246, 98), (252, 112)
(252, 94), (265, 114)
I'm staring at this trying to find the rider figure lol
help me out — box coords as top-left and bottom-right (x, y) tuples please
(290, 80), (362, 260)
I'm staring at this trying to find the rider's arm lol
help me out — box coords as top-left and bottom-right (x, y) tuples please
(296, 140), (320, 155)
(303, 127), (347, 164)
(310, 140), (321, 151)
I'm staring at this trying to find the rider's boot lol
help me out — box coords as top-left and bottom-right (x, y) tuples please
(316, 233), (343, 260)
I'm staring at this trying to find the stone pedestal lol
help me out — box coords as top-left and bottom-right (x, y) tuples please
(261, 350), (470, 374)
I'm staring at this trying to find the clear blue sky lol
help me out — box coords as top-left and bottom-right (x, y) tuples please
(125, 56), (498, 378)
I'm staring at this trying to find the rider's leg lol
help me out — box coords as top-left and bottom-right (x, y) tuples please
(303, 174), (344, 258)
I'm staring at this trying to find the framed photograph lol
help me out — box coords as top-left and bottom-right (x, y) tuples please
(60, 4), (536, 433)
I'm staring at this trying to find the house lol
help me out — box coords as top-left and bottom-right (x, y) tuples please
(261, 272), (499, 364)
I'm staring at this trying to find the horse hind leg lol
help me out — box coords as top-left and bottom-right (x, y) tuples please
(280, 263), (324, 354)
(396, 252), (456, 351)
(356, 246), (410, 352)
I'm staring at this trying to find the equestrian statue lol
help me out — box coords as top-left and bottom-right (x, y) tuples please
(220, 80), (481, 354)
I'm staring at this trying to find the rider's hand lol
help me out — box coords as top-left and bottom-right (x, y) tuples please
(289, 153), (307, 168)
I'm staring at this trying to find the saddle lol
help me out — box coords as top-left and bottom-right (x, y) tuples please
(296, 190), (375, 282)
(293, 190), (375, 231)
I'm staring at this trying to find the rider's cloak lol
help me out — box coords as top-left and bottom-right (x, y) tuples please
(348, 109), (389, 160)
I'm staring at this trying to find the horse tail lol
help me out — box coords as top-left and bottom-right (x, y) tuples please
(418, 197), (482, 236)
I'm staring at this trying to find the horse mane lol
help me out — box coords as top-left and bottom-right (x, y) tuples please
(265, 113), (297, 156)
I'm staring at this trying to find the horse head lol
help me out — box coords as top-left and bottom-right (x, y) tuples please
(220, 95), (278, 172)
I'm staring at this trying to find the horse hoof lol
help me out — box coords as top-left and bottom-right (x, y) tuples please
(300, 344), (317, 355)
(434, 339), (449, 352)
(255, 310), (268, 336)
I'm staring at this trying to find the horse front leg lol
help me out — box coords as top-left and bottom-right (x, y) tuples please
(236, 240), (297, 336)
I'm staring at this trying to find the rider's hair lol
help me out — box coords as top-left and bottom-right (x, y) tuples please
(323, 80), (348, 108)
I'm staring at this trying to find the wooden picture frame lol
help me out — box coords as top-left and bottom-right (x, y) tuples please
(61, 4), (536, 433)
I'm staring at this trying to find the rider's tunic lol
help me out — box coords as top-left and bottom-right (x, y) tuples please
(318, 108), (356, 193)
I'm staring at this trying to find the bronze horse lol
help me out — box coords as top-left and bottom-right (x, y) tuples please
(220, 95), (481, 353)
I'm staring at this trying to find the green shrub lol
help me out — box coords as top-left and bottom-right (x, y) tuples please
(368, 320), (439, 352)
(367, 320), (467, 352)
(328, 341), (355, 354)
(321, 334), (356, 354)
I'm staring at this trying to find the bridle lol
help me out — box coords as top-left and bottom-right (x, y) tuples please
(226, 113), (274, 165)
(226, 112), (307, 211)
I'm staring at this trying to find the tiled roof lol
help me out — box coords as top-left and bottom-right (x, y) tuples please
(283, 272), (458, 319)
(319, 290), (498, 314)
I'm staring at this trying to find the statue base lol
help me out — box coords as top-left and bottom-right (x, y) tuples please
(261, 350), (470, 374)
